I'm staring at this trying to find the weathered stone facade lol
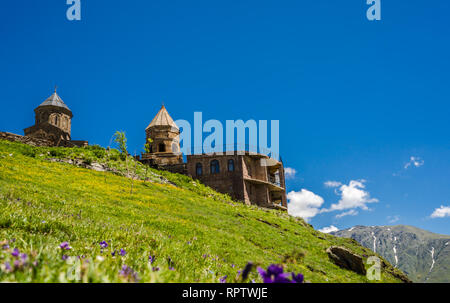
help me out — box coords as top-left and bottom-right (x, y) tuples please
(139, 105), (287, 210)
(23, 90), (88, 147)
(0, 131), (54, 147)
(186, 152), (287, 210)
(0, 131), (86, 148)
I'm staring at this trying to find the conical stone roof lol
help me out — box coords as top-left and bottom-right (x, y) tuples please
(38, 91), (71, 111)
(146, 105), (179, 130)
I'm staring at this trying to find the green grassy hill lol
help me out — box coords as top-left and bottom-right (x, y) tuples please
(0, 140), (407, 283)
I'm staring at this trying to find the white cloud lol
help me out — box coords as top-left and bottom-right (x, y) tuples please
(323, 180), (378, 212)
(404, 156), (424, 169)
(287, 189), (324, 222)
(335, 209), (358, 219)
(387, 215), (400, 223)
(318, 225), (339, 234)
(324, 181), (342, 188)
(430, 205), (450, 218)
(284, 167), (297, 179)
(393, 156), (425, 176)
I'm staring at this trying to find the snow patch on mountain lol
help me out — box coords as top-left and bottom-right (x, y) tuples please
(371, 232), (377, 253)
(429, 247), (435, 272)
(393, 236), (398, 267)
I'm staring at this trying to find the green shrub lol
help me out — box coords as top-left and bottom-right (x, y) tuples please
(92, 149), (106, 159)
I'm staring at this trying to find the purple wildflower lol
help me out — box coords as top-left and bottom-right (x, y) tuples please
(119, 265), (139, 282)
(62, 255), (69, 261)
(119, 265), (131, 276)
(149, 255), (155, 264)
(4, 262), (11, 271)
(60, 242), (71, 250)
(202, 254), (207, 259)
(257, 264), (292, 283)
(167, 257), (173, 268)
(241, 262), (253, 281)
(13, 260), (21, 268)
(11, 248), (20, 257)
(111, 250), (117, 257)
(20, 253), (28, 261)
(220, 275), (227, 283)
(152, 267), (160, 272)
(291, 273), (304, 283)
(99, 241), (108, 249)
(169, 267), (175, 271)
(2, 244), (9, 250)
(231, 264), (235, 268)
(119, 249), (127, 256)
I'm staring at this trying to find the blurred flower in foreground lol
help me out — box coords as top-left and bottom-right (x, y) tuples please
(257, 264), (304, 283)
(60, 242), (71, 250)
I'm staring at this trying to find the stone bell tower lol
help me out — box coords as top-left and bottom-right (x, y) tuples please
(24, 88), (73, 144)
(141, 105), (183, 166)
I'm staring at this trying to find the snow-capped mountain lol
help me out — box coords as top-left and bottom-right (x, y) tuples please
(331, 225), (450, 283)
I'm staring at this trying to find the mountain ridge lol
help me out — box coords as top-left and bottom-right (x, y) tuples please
(332, 225), (450, 282)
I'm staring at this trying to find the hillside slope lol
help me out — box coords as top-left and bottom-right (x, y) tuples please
(0, 140), (407, 283)
(332, 225), (450, 282)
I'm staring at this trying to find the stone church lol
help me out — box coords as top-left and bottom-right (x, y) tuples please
(139, 105), (288, 211)
(23, 89), (88, 147)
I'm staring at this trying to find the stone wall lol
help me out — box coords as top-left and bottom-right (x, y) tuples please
(186, 152), (288, 210)
(186, 153), (247, 203)
(34, 108), (72, 137)
(0, 131), (88, 148)
(153, 163), (187, 175)
(0, 131), (55, 147)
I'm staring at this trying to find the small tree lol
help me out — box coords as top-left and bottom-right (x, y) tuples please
(113, 130), (130, 180)
(144, 138), (153, 154)
(113, 131), (128, 157)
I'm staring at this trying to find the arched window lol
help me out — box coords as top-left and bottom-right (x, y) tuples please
(54, 115), (59, 126)
(228, 159), (235, 172)
(159, 143), (166, 152)
(210, 160), (220, 174)
(196, 163), (203, 176)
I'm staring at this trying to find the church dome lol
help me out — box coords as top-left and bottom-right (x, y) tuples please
(146, 105), (179, 131)
(37, 91), (71, 112)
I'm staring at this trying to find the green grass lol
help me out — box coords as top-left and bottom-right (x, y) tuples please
(0, 140), (407, 283)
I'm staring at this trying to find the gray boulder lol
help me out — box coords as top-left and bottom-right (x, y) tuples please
(326, 246), (366, 275)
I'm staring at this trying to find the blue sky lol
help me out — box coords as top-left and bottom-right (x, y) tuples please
(0, 1), (449, 234)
